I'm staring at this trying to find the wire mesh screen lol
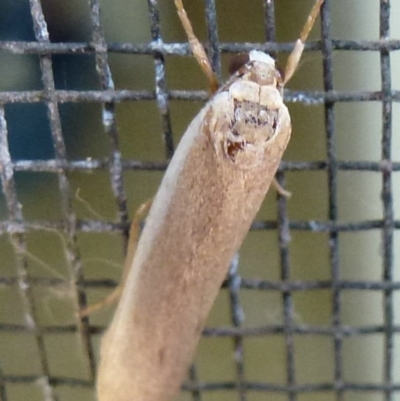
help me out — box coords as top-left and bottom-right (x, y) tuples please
(1, 0), (399, 400)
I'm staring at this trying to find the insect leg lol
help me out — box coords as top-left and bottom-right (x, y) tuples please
(283, 0), (325, 84)
(272, 178), (292, 198)
(78, 199), (152, 318)
(174, 0), (219, 93)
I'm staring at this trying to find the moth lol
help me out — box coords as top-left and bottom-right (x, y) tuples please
(91, 1), (325, 400)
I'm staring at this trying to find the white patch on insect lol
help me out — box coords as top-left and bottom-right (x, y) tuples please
(249, 50), (275, 66)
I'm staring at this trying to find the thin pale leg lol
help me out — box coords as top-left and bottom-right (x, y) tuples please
(272, 178), (292, 198)
(174, 0), (219, 93)
(275, 0), (324, 197)
(79, 199), (152, 318)
(284, 0), (325, 84)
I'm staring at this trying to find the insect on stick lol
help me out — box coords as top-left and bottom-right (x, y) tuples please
(95, 1), (324, 401)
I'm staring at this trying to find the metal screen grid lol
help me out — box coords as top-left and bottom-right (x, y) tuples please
(0, 0), (399, 401)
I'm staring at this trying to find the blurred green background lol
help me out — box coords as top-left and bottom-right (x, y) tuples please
(1, 0), (400, 400)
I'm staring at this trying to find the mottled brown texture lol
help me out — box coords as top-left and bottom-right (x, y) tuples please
(97, 55), (291, 401)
